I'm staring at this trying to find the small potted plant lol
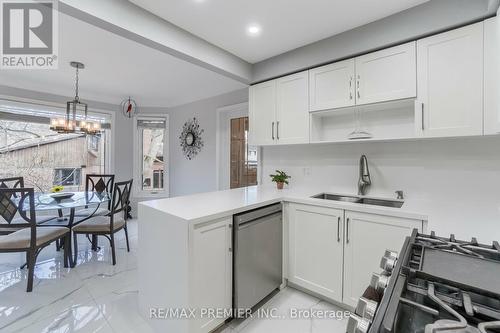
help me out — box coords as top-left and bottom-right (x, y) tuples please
(270, 170), (291, 190)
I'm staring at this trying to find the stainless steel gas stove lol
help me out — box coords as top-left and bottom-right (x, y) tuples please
(347, 229), (500, 333)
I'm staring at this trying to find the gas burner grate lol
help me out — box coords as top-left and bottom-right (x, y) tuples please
(415, 232), (500, 261)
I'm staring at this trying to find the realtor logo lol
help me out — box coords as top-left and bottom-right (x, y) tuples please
(1, 0), (58, 69)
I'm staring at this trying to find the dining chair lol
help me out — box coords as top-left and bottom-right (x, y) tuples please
(0, 176), (24, 190)
(75, 174), (115, 217)
(72, 179), (132, 265)
(0, 187), (70, 292)
(0, 177), (58, 234)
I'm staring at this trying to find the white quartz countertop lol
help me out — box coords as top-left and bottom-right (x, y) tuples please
(139, 185), (429, 224)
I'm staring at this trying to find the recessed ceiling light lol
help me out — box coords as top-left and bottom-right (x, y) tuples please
(247, 24), (261, 37)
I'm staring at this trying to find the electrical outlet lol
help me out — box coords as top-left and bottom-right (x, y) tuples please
(303, 167), (311, 176)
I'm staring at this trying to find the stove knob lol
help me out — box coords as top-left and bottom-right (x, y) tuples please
(380, 255), (397, 273)
(346, 313), (370, 333)
(383, 250), (398, 259)
(355, 297), (378, 322)
(370, 273), (389, 293)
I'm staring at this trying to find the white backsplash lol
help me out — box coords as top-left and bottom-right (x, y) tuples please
(261, 136), (500, 243)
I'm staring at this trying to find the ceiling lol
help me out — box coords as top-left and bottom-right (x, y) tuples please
(129, 0), (430, 63)
(0, 12), (247, 107)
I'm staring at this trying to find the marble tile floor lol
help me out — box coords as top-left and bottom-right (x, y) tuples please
(0, 220), (349, 333)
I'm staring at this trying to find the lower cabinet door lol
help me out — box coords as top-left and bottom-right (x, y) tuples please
(288, 204), (344, 302)
(191, 218), (232, 333)
(342, 211), (422, 307)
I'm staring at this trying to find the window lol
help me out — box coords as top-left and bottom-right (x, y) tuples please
(88, 135), (100, 151)
(54, 168), (81, 186)
(0, 99), (111, 192)
(134, 116), (168, 196)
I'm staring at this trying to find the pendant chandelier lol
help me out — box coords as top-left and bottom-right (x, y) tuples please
(50, 61), (101, 135)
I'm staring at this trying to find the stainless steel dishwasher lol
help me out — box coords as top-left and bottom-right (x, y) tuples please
(233, 203), (283, 313)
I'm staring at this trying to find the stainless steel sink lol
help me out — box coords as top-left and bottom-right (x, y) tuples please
(357, 197), (404, 208)
(311, 193), (404, 208)
(311, 193), (360, 203)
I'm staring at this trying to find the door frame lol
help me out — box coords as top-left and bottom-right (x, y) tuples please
(216, 102), (260, 190)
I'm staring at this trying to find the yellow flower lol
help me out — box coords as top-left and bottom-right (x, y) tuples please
(50, 186), (64, 193)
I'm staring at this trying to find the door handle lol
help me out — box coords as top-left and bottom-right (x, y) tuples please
(357, 75), (361, 99)
(346, 218), (350, 244)
(349, 76), (353, 100)
(276, 121), (279, 140)
(421, 103), (425, 131)
(337, 217), (341, 242)
(272, 122), (275, 140)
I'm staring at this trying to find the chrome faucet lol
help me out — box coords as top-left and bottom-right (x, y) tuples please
(358, 155), (371, 195)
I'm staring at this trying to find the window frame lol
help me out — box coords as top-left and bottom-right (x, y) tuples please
(133, 115), (169, 198)
(54, 168), (82, 186)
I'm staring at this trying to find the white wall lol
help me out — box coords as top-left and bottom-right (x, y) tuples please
(261, 136), (500, 244)
(141, 88), (248, 198)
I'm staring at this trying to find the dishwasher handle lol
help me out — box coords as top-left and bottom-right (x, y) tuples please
(234, 203), (282, 225)
(237, 211), (282, 230)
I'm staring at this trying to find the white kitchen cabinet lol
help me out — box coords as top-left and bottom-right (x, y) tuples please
(191, 218), (232, 333)
(416, 22), (484, 138)
(342, 211), (422, 308)
(309, 59), (355, 111)
(276, 71), (309, 144)
(288, 204), (344, 302)
(249, 71), (309, 146)
(484, 17), (500, 135)
(355, 42), (416, 105)
(249, 80), (276, 146)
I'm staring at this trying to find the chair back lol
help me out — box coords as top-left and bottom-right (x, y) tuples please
(0, 177), (25, 198)
(110, 179), (133, 225)
(0, 187), (36, 245)
(86, 174), (115, 210)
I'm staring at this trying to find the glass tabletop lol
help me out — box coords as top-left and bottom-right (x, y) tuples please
(19, 191), (112, 212)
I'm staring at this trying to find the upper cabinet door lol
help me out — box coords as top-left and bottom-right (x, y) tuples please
(276, 71), (309, 144)
(309, 59), (355, 111)
(484, 17), (500, 135)
(417, 22), (484, 138)
(249, 81), (277, 146)
(356, 42), (417, 105)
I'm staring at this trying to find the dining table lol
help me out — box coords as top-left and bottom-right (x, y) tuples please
(17, 191), (112, 267)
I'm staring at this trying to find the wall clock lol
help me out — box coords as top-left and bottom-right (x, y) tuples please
(121, 97), (138, 118)
(179, 117), (204, 160)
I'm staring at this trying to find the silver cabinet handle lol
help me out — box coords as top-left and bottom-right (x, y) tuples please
(276, 121), (279, 140)
(346, 218), (350, 243)
(271, 122), (275, 140)
(421, 103), (424, 131)
(349, 76), (353, 100)
(337, 217), (341, 242)
(357, 75), (361, 99)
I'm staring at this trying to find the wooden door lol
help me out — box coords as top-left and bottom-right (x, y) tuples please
(230, 117), (257, 189)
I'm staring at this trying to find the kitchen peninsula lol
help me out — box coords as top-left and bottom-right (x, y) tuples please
(137, 185), (428, 333)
